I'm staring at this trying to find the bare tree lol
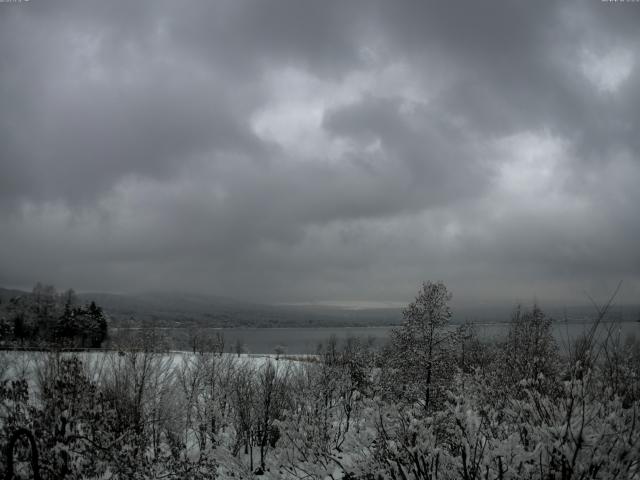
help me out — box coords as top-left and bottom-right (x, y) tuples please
(230, 362), (256, 468)
(274, 344), (286, 360)
(387, 281), (455, 410)
(502, 303), (557, 393)
(234, 338), (245, 357)
(255, 360), (290, 472)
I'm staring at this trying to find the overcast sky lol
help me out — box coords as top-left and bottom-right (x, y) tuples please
(1, 0), (639, 306)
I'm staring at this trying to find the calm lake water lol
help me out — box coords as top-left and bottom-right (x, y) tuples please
(113, 321), (640, 354)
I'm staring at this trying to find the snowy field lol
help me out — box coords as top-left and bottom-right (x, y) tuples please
(0, 350), (309, 385)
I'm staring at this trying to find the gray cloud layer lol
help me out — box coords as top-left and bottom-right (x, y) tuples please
(1, 0), (639, 306)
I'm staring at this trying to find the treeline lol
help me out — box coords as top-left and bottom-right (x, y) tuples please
(1, 282), (639, 479)
(0, 283), (108, 348)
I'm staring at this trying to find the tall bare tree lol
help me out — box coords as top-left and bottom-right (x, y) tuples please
(388, 281), (455, 410)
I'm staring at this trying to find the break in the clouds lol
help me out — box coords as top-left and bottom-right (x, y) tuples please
(1, 0), (639, 306)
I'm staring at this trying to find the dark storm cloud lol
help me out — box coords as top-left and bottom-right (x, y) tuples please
(1, 0), (639, 305)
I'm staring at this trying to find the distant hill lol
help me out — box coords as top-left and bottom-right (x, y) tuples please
(1, 287), (638, 328)
(453, 303), (640, 325)
(0, 287), (403, 328)
(83, 291), (404, 328)
(0, 287), (27, 304)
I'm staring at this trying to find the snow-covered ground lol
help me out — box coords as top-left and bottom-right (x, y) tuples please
(0, 350), (316, 405)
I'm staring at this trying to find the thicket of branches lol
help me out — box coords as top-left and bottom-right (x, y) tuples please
(1, 281), (639, 479)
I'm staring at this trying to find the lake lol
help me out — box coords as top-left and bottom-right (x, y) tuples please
(111, 321), (640, 354)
